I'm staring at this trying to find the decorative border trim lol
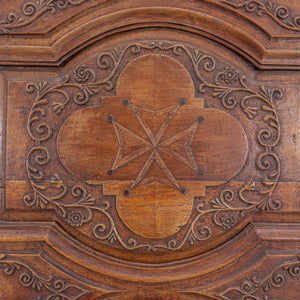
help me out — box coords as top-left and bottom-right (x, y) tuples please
(0, 254), (89, 300)
(23, 41), (282, 252)
(0, 0), (90, 33)
(222, 0), (300, 31)
(218, 256), (300, 300)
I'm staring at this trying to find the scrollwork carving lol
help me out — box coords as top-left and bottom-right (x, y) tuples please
(0, 254), (89, 299)
(199, 64), (282, 216)
(96, 41), (216, 86)
(222, 0), (300, 31)
(24, 41), (282, 252)
(218, 256), (300, 300)
(0, 0), (90, 33)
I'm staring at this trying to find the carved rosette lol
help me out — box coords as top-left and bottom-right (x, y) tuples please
(23, 41), (282, 252)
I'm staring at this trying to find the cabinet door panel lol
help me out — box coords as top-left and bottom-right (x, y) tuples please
(0, 1), (299, 299)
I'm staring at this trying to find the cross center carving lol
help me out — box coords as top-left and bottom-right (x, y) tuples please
(106, 98), (204, 195)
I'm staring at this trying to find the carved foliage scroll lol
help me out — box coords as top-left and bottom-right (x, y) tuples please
(23, 41), (282, 252)
(218, 256), (300, 300)
(222, 0), (300, 31)
(0, 0), (90, 33)
(0, 254), (89, 300)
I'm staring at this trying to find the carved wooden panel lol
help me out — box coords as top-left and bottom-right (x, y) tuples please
(0, 1), (299, 299)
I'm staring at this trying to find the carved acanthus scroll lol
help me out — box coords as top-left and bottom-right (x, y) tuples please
(23, 41), (282, 252)
(0, 254), (89, 300)
(218, 256), (300, 300)
(0, 0), (90, 33)
(222, 0), (300, 31)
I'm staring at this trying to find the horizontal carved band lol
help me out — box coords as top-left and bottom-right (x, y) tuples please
(0, 0), (90, 33)
(218, 256), (300, 300)
(0, 254), (90, 299)
(222, 0), (300, 31)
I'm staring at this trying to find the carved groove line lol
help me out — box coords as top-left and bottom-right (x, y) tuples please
(23, 41), (282, 252)
(0, 254), (89, 300)
(217, 256), (300, 300)
(222, 0), (300, 31)
(109, 101), (201, 193)
(0, 0), (90, 33)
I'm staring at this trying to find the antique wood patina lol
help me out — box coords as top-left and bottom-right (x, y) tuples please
(0, 0), (299, 299)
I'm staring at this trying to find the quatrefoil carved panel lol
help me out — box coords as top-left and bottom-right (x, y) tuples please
(24, 42), (282, 252)
(58, 54), (248, 238)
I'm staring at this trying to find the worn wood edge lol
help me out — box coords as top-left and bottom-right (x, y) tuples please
(0, 219), (299, 285)
(219, 0), (300, 38)
(1, 0), (299, 39)
(0, 7), (299, 69)
(0, 225), (298, 297)
(184, 252), (300, 298)
(0, 215), (299, 283)
(0, 73), (5, 190)
(1, 208), (300, 263)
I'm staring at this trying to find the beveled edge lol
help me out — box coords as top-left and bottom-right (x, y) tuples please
(0, 212), (299, 280)
(0, 4), (299, 69)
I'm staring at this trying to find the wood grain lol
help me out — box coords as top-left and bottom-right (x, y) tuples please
(0, 0), (299, 299)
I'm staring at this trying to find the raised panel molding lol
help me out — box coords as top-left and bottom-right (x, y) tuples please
(0, 1), (299, 299)
(221, 0), (300, 32)
(0, 0), (299, 68)
(5, 38), (295, 260)
(0, 0), (90, 34)
(0, 221), (299, 298)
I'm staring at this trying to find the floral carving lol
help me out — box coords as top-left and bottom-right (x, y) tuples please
(0, 0), (90, 33)
(218, 256), (300, 299)
(23, 41), (282, 252)
(66, 209), (85, 227)
(219, 214), (237, 229)
(222, 0), (300, 31)
(221, 67), (239, 84)
(0, 254), (89, 299)
(73, 64), (96, 83)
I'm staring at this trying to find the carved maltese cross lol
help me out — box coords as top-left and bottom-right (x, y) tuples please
(106, 98), (204, 195)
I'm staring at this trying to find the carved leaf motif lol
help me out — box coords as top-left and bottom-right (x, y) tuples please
(211, 197), (227, 209)
(266, 1), (276, 14)
(212, 87), (229, 99)
(0, 0), (90, 33)
(38, 81), (52, 95)
(222, 0), (300, 31)
(36, 194), (49, 209)
(242, 105), (257, 119)
(218, 257), (300, 299)
(50, 173), (64, 189)
(0, 255), (89, 299)
(259, 85), (271, 99)
(188, 232), (197, 245)
(108, 232), (117, 244)
(23, 41), (282, 251)
(78, 193), (96, 206)
(52, 102), (66, 115)
(192, 49), (202, 63)
(84, 86), (99, 96)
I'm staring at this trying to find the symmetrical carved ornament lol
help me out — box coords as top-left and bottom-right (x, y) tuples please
(1, 1), (300, 34)
(0, 0), (90, 33)
(222, 0), (300, 31)
(217, 256), (300, 300)
(23, 41), (282, 252)
(0, 254), (89, 299)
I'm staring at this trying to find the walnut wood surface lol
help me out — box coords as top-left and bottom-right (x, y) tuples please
(0, 1), (299, 300)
